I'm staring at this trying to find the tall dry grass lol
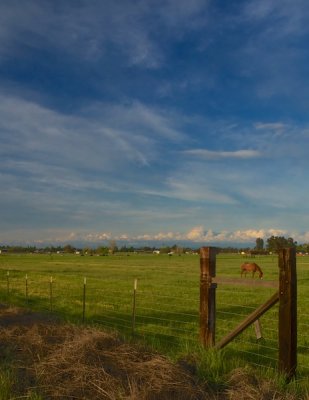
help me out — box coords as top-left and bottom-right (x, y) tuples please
(0, 306), (305, 399)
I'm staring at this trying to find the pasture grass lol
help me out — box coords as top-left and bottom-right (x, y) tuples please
(0, 369), (12, 400)
(0, 252), (308, 395)
(0, 349), (43, 400)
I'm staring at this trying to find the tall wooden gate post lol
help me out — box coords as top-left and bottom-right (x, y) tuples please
(278, 247), (297, 380)
(200, 247), (217, 347)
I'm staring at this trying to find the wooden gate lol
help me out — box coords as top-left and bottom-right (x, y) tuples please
(199, 247), (297, 380)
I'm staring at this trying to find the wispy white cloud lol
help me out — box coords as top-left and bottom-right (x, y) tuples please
(155, 0), (209, 30)
(242, 0), (309, 38)
(164, 179), (236, 204)
(1, 92), (308, 238)
(255, 122), (287, 132)
(9, 225), (307, 246)
(184, 148), (261, 159)
(0, 95), (184, 178)
(0, 1), (309, 246)
(0, 93), (196, 234)
(0, 0), (209, 68)
(89, 101), (185, 141)
(213, 0), (309, 103)
(180, 226), (293, 243)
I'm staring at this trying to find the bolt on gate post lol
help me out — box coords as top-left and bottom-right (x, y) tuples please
(199, 247), (217, 347)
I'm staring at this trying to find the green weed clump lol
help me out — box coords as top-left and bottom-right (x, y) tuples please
(0, 370), (13, 400)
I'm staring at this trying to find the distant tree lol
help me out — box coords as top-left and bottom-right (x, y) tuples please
(96, 246), (109, 256)
(175, 245), (184, 255)
(83, 247), (94, 255)
(119, 246), (135, 253)
(140, 246), (154, 252)
(287, 237), (297, 248)
(7, 246), (36, 253)
(239, 247), (251, 254)
(255, 238), (264, 251)
(266, 236), (297, 253)
(297, 243), (309, 253)
(45, 246), (62, 253)
(160, 246), (171, 254)
(109, 240), (118, 254)
(218, 247), (240, 254)
(63, 244), (75, 253)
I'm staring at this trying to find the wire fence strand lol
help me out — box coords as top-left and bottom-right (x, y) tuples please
(0, 263), (308, 379)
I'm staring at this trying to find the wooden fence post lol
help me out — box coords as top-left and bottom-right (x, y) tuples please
(200, 247), (217, 347)
(278, 247), (297, 380)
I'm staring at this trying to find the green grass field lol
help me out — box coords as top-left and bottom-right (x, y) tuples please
(0, 252), (308, 388)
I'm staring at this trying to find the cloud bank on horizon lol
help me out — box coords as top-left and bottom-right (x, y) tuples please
(0, 0), (309, 245)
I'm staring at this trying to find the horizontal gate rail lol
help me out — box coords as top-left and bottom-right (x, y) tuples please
(212, 277), (277, 288)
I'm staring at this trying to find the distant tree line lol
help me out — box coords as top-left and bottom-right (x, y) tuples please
(1, 236), (308, 255)
(0, 244), (197, 255)
(254, 236), (299, 253)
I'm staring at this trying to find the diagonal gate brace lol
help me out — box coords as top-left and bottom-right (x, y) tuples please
(215, 291), (279, 350)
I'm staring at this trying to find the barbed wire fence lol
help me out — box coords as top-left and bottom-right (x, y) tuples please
(0, 252), (308, 380)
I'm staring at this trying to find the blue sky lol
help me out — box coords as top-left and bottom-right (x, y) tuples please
(1, 0), (309, 246)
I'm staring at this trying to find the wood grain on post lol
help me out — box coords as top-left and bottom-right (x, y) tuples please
(278, 247), (297, 380)
(200, 247), (217, 347)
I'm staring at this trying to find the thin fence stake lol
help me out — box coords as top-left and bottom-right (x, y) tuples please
(132, 278), (137, 335)
(82, 277), (86, 323)
(50, 276), (53, 312)
(253, 319), (263, 340)
(6, 271), (10, 304)
(25, 274), (28, 304)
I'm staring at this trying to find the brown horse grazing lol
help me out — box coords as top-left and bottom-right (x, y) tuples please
(240, 262), (263, 279)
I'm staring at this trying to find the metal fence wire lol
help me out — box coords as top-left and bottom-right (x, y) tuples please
(0, 251), (308, 380)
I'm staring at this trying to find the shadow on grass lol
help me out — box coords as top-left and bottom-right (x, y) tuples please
(0, 290), (281, 372)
